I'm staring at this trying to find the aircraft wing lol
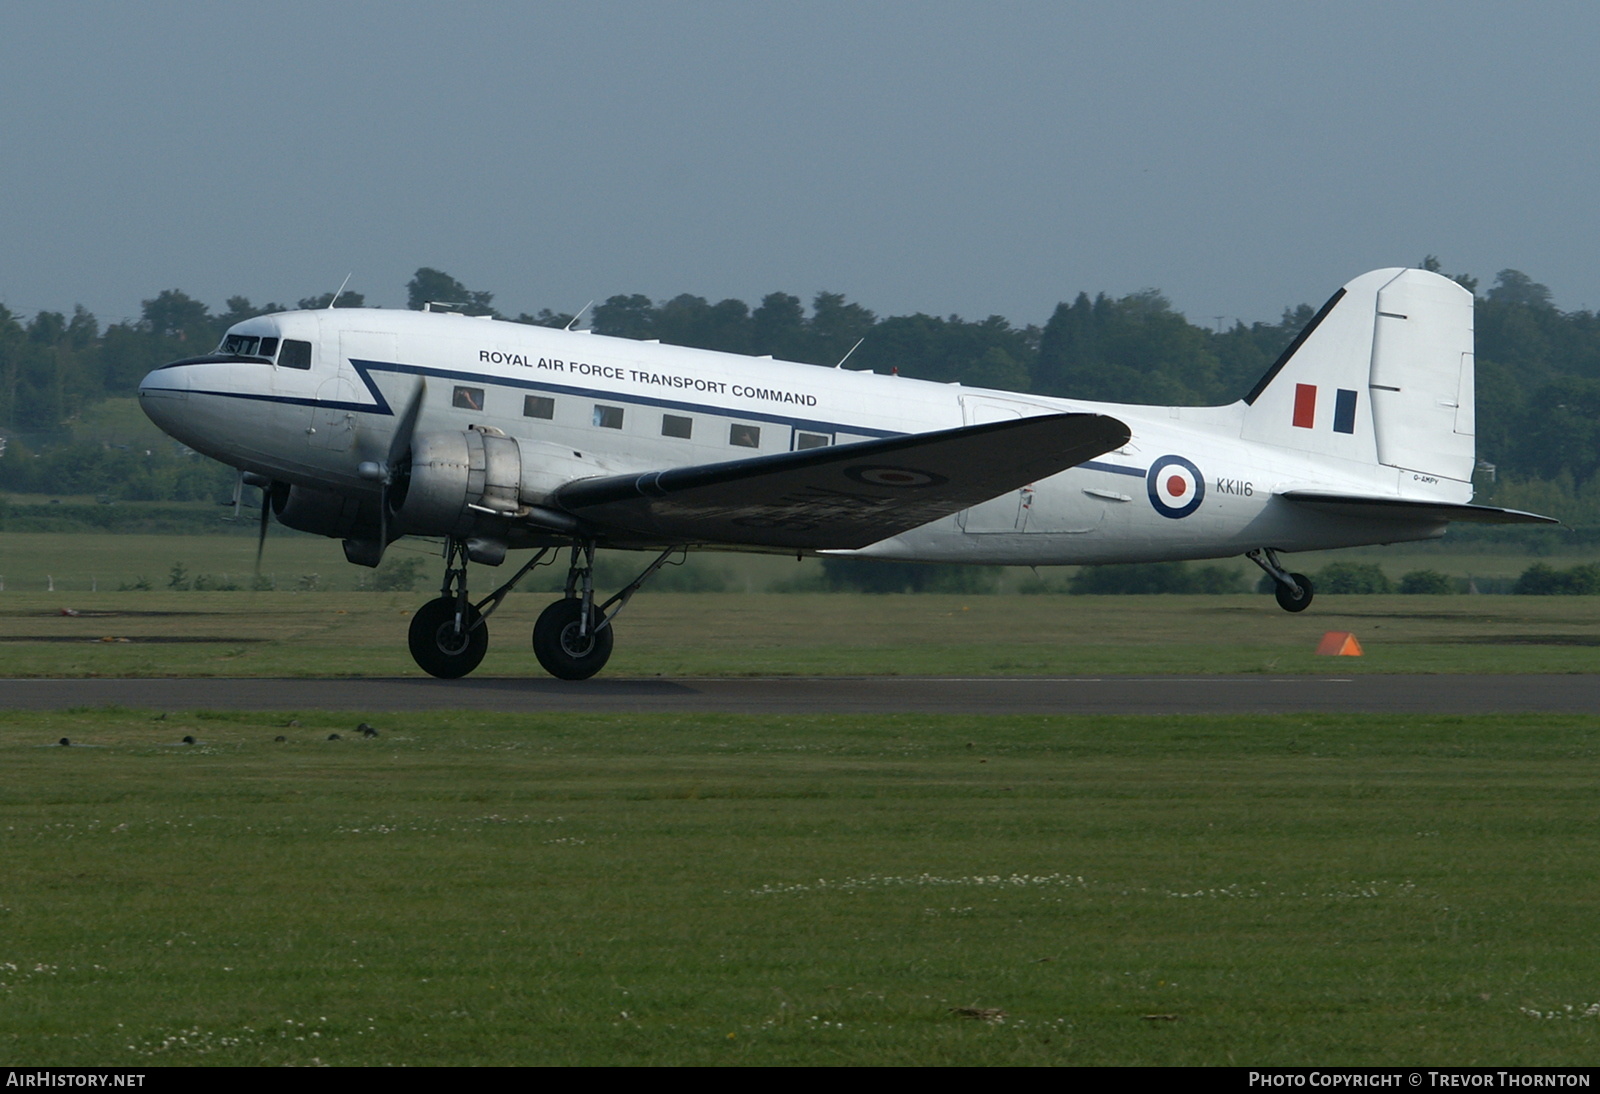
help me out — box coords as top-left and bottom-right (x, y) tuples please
(554, 412), (1131, 549)
(1278, 491), (1559, 526)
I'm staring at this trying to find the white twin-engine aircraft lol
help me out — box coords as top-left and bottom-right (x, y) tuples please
(138, 267), (1552, 680)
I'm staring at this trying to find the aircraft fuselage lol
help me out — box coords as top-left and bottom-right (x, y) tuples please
(139, 306), (1455, 567)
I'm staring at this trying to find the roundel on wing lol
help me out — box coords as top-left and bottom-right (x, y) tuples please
(1146, 455), (1204, 518)
(844, 465), (949, 489)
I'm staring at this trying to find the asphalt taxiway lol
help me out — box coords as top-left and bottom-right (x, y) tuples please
(0, 675), (1594, 715)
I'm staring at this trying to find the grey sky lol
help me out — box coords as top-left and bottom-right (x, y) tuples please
(3, 1), (1596, 331)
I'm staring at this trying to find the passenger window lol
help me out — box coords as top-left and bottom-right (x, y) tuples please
(730, 424), (760, 448)
(593, 405), (624, 429)
(279, 339), (312, 369)
(662, 414), (692, 439)
(453, 386), (485, 411)
(795, 431), (832, 450)
(524, 395), (555, 419)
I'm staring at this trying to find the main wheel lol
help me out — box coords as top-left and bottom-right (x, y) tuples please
(408, 597), (488, 678)
(532, 598), (614, 680)
(1274, 573), (1314, 613)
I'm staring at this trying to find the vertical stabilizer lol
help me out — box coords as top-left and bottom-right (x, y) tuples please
(1240, 268), (1475, 493)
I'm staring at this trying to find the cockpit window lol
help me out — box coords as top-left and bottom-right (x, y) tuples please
(218, 334), (284, 362)
(222, 334), (264, 357)
(279, 339), (313, 369)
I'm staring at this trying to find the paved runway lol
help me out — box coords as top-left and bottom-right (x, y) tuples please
(1, 675), (1595, 715)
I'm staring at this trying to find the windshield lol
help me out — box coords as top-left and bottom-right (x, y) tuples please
(219, 333), (279, 360)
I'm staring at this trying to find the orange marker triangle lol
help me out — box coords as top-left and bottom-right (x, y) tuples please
(1315, 631), (1363, 656)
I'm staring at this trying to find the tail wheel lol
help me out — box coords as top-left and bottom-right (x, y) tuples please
(532, 598), (614, 680)
(1275, 573), (1314, 613)
(408, 596), (488, 678)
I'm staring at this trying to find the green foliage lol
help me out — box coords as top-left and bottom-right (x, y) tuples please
(1399, 569), (1455, 595)
(820, 557), (1000, 594)
(648, 558), (731, 592)
(1036, 289), (1226, 403)
(0, 436), (237, 501)
(7, 260), (1600, 516)
(140, 289), (211, 341)
(1067, 561), (1245, 594)
(1313, 562), (1393, 594)
(1513, 562), (1600, 595)
(296, 289), (367, 310)
(513, 308), (577, 329)
(406, 268), (495, 315)
(370, 556), (423, 592)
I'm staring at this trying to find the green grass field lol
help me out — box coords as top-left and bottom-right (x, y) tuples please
(3, 710), (1599, 1066)
(2, 588), (1599, 677)
(4, 533), (1598, 1065)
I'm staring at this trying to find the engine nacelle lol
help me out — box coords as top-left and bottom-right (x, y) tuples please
(392, 426), (524, 537)
(271, 482), (381, 540)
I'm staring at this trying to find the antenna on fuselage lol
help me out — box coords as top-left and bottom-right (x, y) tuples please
(564, 301), (593, 331)
(328, 273), (353, 309)
(833, 337), (865, 369)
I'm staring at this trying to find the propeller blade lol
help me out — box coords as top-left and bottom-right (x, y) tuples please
(381, 379), (426, 543)
(255, 486), (271, 575)
(387, 378), (426, 470)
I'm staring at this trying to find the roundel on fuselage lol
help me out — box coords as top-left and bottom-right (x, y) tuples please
(1147, 455), (1204, 519)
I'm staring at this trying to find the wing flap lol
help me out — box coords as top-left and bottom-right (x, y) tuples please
(1279, 491), (1558, 526)
(555, 412), (1130, 549)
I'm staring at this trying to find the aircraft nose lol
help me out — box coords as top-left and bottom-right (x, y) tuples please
(138, 364), (190, 432)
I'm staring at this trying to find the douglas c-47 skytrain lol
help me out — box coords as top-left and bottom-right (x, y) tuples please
(138, 268), (1554, 680)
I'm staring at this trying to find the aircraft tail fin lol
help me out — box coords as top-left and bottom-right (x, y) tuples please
(1240, 268), (1476, 493)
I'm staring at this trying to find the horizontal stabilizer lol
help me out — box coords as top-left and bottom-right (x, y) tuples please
(556, 412), (1131, 549)
(1279, 491), (1558, 526)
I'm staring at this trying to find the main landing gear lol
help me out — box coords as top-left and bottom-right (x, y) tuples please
(406, 536), (680, 680)
(1246, 547), (1314, 613)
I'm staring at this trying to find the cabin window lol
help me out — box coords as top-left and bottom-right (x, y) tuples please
(279, 339), (312, 369)
(661, 414), (692, 439)
(524, 395), (555, 419)
(795, 431), (832, 450)
(730, 423), (760, 448)
(258, 337), (279, 359)
(593, 405), (624, 429)
(453, 386), (485, 411)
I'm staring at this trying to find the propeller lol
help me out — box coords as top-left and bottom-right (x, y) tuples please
(236, 472), (275, 577)
(224, 472), (243, 521)
(358, 378), (427, 549)
(255, 485), (271, 574)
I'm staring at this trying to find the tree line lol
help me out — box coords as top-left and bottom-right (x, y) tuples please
(3, 261), (1598, 508)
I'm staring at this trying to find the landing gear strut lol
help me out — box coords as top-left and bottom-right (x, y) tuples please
(405, 536), (681, 680)
(532, 542), (679, 680)
(1246, 547), (1314, 613)
(408, 538), (492, 678)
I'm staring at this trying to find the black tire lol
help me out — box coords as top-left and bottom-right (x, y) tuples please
(1275, 573), (1314, 613)
(408, 597), (488, 678)
(532, 598), (614, 681)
